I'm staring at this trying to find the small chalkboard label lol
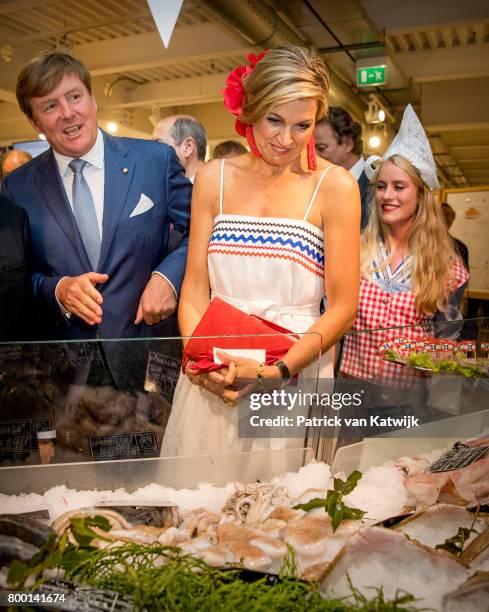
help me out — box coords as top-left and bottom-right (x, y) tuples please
(30, 418), (51, 440)
(0, 434), (31, 461)
(89, 431), (158, 460)
(0, 418), (51, 462)
(428, 445), (489, 473)
(144, 351), (180, 401)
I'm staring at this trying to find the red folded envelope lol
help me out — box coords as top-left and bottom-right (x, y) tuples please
(182, 297), (298, 373)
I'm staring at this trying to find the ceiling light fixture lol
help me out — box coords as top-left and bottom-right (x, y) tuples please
(365, 94), (393, 125)
(369, 134), (381, 149)
(365, 100), (386, 124)
(107, 121), (118, 134)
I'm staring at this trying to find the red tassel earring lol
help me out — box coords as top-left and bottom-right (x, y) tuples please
(307, 136), (317, 171)
(246, 125), (262, 157)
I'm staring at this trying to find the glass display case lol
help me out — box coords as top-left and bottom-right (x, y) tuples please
(0, 318), (487, 495)
(0, 321), (487, 611)
(330, 316), (489, 473)
(0, 333), (322, 494)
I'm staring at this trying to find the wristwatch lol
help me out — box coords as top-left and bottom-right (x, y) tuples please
(256, 361), (266, 387)
(274, 360), (292, 385)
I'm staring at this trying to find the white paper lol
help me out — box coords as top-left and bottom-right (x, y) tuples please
(213, 347), (266, 364)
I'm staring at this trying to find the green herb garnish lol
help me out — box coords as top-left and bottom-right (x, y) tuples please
(435, 509), (480, 557)
(279, 544), (298, 579)
(436, 359), (459, 372)
(457, 364), (486, 378)
(293, 471), (366, 532)
(407, 352), (435, 369)
(345, 576), (418, 611)
(7, 515), (419, 611)
(383, 349), (400, 361)
(7, 515), (112, 589)
(435, 526), (477, 557)
(405, 351), (486, 378)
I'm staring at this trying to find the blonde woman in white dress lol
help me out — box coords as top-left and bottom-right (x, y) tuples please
(161, 46), (360, 457)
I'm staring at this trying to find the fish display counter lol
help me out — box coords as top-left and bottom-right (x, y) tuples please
(0, 333), (321, 472)
(0, 321), (488, 610)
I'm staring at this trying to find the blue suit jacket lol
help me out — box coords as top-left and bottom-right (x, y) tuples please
(2, 131), (191, 339)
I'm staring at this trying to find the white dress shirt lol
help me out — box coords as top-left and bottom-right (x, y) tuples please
(54, 128), (177, 313)
(349, 156), (366, 180)
(53, 128), (105, 238)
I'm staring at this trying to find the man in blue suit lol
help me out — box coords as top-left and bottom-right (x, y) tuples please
(2, 52), (191, 340)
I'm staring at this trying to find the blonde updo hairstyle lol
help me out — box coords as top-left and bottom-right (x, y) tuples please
(240, 45), (330, 125)
(362, 154), (457, 315)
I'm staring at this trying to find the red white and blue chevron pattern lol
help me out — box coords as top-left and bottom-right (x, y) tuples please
(208, 215), (324, 278)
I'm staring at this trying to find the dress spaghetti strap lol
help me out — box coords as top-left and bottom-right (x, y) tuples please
(219, 158), (225, 215)
(303, 164), (335, 221)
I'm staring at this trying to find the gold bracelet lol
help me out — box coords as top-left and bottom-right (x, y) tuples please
(256, 362), (266, 385)
(184, 359), (197, 375)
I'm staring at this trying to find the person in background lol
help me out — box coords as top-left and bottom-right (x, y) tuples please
(152, 115), (205, 254)
(341, 105), (469, 382)
(1, 149), (32, 180)
(152, 115), (206, 183)
(441, 202), (469, 270)
(161, 46), (359, 456)
(0, 193), (31, 340)
(213, 139), (247, 159)
(2, 51), (191, 340)
(442, 201), (489, 324)
(314, 107), (369, 229)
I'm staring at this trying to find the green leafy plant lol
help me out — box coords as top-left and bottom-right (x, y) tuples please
(405, 352), (486, 378)
(407, 353), (435, 369)
(279, 544), (298, 579)
(293, 471), (366, 532)
(6, 515), (420, 611)
(7, 515), (112, 589)
(435, 526), (477, 557)
(345, 576), (419, 612)
(435, 506), (480, 559)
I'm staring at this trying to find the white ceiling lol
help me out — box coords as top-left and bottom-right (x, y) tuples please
(0, 0), (488, 187)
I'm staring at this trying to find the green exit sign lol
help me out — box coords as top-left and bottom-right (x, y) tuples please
(357, 65), (386, 86)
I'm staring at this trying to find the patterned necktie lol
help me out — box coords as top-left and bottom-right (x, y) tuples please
(69, 158), (101, 270)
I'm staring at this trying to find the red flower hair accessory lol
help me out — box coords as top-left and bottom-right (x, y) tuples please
(222, 51), (268, 136)
(221, 49), (318, 170)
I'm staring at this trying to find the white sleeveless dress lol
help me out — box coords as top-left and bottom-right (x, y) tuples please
(161, 160), (334, 457)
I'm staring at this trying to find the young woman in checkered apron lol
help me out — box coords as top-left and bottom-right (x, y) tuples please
(161, 46), (360, 457)
(341, 106), (469, 393)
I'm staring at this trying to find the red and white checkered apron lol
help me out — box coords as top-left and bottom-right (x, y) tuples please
(341, 259), (469, 383)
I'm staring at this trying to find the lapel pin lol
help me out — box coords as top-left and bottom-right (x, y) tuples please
(122, 167), (129, 174)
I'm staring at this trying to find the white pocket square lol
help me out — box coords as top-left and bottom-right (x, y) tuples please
(130, 193), (155, 217)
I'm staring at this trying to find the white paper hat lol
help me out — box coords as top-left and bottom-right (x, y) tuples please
(364, 104), (439, 190)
